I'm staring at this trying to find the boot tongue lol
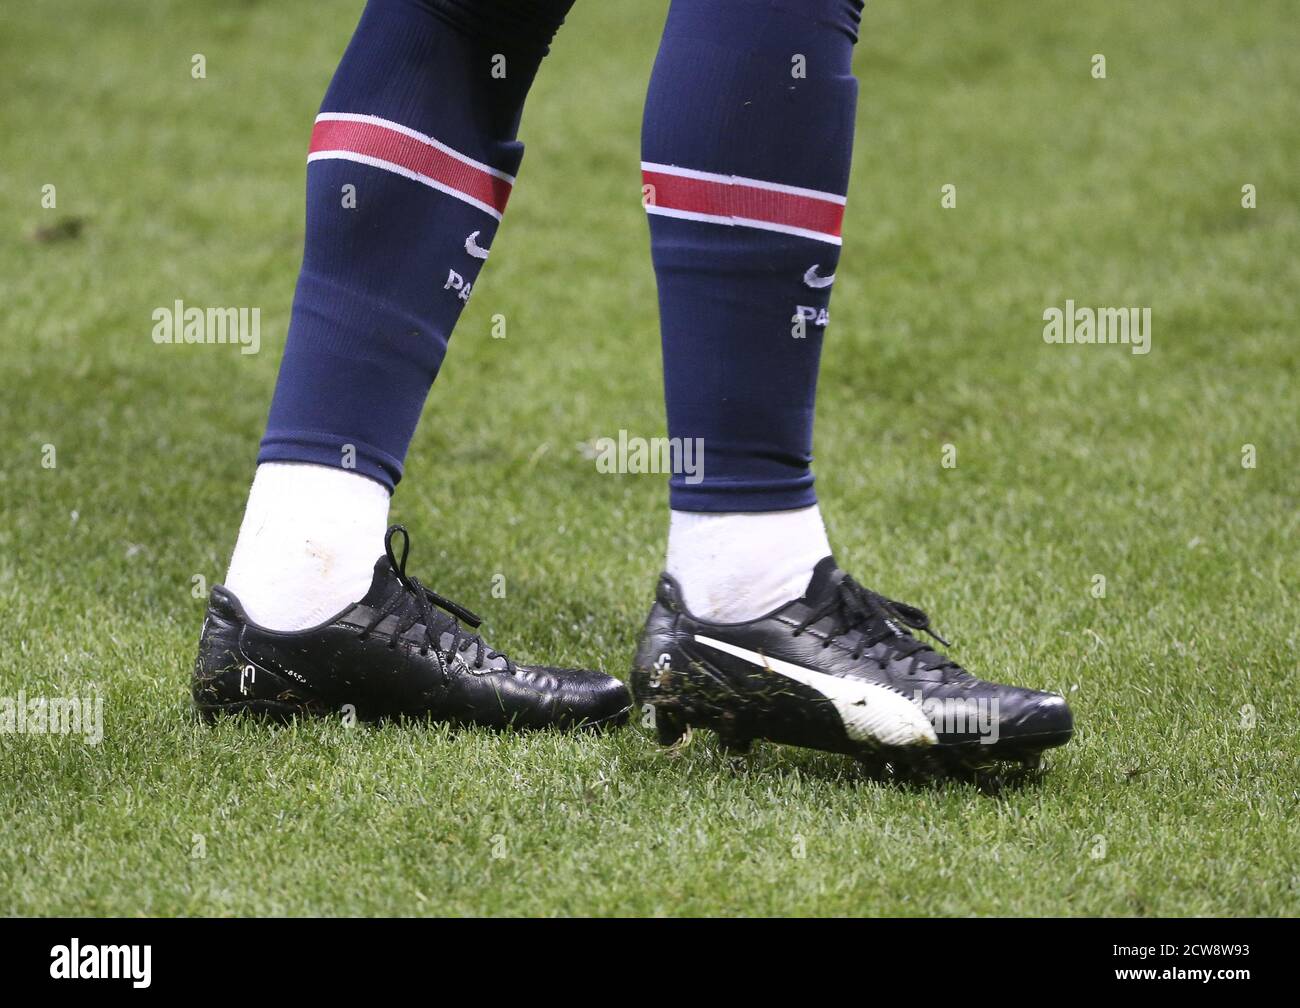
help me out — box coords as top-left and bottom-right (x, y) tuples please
(360, 555), (400, 607)
(799, 557), (904, 644)
(800, 560), (956, 673)
(358, 557), (453, 631)
(801, 555), (845, 605)
(357, 555), (476, 653)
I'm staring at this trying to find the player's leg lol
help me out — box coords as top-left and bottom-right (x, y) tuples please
(631, 0), (1072, 769)
(196, 0), (629, 729)
(230, 0), (569, 629)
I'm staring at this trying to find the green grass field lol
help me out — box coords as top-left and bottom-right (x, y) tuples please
(2, 0), (1297, 916)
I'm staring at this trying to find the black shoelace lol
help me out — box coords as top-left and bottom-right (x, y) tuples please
(792, 575), (958, 672)
(356, 525), (514, 674)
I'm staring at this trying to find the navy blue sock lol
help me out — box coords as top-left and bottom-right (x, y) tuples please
(260, 0), (574, 490)
(642, 0), (864, 512)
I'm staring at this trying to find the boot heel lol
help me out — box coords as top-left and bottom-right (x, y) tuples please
(653, 705), (688, 746)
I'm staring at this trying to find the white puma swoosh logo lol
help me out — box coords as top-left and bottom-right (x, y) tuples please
(693, 634), (935, 747)
(465, 231), (490, 260)
(803, 264), (835, 289)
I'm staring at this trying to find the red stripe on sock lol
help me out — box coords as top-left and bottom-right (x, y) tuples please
(642, 169), (843, 238)
(311, 118), (512, 215)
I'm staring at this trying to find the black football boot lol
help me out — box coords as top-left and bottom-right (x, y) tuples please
(632, 557), (1073, 770)
(194, 525), (631, 730)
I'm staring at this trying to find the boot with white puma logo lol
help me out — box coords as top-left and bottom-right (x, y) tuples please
(631, 558), (1072, 773)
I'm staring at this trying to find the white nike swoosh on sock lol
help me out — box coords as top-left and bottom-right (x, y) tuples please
(465, 230), (490, 260)
(803, 264), (835, 288)
(693, 634), (937, 747)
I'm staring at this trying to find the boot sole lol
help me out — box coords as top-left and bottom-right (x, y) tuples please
(638, 653), (1069, 775)
(195, 697), (632, 732)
